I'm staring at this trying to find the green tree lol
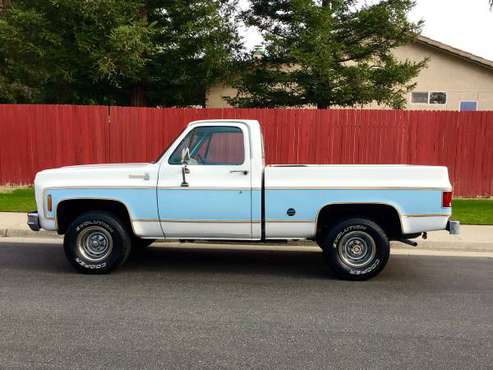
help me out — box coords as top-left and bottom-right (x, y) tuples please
(228, 0), (426, 109)
(146, 0), (241, 107)
(0, 0), (153, 104)
(0, 0), (240, 106)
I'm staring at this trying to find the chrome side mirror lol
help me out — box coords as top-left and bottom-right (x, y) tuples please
(181, 147), (190, 187)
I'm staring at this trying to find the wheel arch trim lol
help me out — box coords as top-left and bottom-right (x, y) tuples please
(315, 201), (405, 234)
(55, 197), (137, 235)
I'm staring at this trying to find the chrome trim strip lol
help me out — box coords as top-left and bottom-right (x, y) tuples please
(404, 214), (450, 218)
(157, 187), (261, 191)
(43, 186), (155, 190)
(158, 219), (260, 224)
(139, 219), (314, 224)
(42, 185), (447, 192)
(265, 186), (450, 191)
(265, 220), (314, 223)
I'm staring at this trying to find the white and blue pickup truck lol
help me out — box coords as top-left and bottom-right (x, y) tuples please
(28, 119), (459, 280)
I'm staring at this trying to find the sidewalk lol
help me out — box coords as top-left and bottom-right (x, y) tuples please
(1, 212), (492, 253)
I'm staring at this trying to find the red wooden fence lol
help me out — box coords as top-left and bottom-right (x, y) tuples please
(1, 104), (492, 196)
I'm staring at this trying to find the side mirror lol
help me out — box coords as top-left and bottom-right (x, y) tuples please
(181, 147), (191, 164)
(180, 147), (191, 187)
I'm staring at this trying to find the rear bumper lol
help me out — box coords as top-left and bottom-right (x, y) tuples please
(27, 211), (40, 231)
(446, 220), (460, 235)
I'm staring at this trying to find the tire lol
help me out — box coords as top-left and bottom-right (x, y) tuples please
(319, 218), (390, 281)
(63, 212), (132, 274)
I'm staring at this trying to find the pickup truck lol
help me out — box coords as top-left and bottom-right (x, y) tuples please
(28, 119), (459, 280)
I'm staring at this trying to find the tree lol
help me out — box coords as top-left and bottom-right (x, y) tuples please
(146, 0), (241, 107)
(0, 0), (240, 106)
(228, 0), (426, 109)
(0, 0), (153, 104)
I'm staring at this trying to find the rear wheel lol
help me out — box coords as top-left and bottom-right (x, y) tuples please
(64, 212), (132, 274)
(318, 218), (390, 280)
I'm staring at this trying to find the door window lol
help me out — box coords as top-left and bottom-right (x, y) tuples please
(169, 126), (245, 165)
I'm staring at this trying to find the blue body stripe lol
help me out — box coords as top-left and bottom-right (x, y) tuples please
(46, 188), (158, 220)
(265, 189), (446, 221)
(46, 188), (447, 224)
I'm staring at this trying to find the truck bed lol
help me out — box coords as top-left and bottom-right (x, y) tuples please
(263, 165), (452, 239)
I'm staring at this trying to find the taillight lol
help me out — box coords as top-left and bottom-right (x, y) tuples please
(442, 191), (452, 208)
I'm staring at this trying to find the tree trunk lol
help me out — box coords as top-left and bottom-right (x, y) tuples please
(0, 0), (12, 12)
(130, 84), (146, 107)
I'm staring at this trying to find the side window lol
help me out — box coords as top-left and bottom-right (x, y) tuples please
(169, 126), (244, 165)
(411, 91), (447, 105)
(411, 92), (428, 104)
(429, 92), (447, 105)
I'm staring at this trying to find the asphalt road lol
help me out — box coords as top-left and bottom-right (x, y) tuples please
(0, 240), (492, 369)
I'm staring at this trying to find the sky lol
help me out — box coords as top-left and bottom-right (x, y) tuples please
(239, 0), (493, 61)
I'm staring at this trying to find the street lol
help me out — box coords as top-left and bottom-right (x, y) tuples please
(0, 240), (492, 369)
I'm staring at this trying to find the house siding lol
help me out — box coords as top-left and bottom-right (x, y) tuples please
(206, 40), (493, 111)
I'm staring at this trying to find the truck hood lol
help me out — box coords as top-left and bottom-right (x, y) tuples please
(34, 163), (158, 189)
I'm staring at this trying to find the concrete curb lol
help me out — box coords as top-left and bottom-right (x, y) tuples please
(1, 228), (493, 254)
(0, 228), (58, 238)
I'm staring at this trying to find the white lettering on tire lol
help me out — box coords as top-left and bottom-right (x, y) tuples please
(76, 257), (107, 270)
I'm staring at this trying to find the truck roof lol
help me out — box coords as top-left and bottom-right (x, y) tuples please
(188, 119), (260, 128)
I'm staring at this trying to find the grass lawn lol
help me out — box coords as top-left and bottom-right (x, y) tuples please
(0, 187), (35, 212)
(0, 187), (492, 225)
(451, 199), (493, 225)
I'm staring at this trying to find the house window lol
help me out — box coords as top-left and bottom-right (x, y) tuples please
(411, 91), (447, 105)
(460, 101), (478, 112)
(411, 92), (429, 104)
(429, 92), (447, 105)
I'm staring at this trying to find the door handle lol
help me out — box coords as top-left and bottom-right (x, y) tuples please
(230, 170), (248, 175)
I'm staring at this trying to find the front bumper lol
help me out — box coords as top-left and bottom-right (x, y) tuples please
(446, 220), (460, 235)
(27, 211), (40, 231)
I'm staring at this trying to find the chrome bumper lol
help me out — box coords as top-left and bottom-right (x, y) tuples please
(446, 220), (460, 235)
(27, 211), (40, 231)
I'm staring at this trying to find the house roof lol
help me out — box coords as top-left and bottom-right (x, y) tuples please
(416, 35), (493, 71)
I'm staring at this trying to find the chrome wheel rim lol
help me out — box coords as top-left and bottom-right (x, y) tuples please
(77, 226), (113, 262)
(337, 231), (376, 268)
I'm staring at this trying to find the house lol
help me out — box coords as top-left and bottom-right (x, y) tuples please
(206, 35), (493, 111)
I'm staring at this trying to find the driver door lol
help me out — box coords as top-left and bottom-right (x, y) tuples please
(157, 124), (252, 239)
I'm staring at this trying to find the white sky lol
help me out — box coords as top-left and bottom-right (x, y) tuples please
(239, 0), (493, 61)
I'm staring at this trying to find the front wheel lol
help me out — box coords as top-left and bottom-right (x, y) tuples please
(64, 212), (132, 274)
(319, 218), (390, 281)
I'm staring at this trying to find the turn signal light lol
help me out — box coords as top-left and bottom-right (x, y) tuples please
(442, 191), (452, 208)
